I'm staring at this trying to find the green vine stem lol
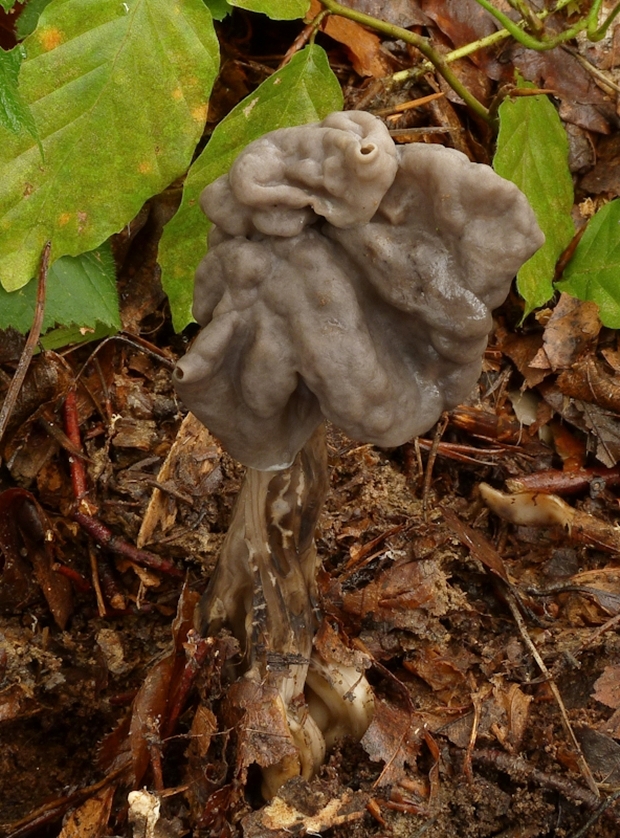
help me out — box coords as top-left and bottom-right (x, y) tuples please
(474, 0), (620, 50)
(319, 0), (491, 123)
(391, 0), (576, 84)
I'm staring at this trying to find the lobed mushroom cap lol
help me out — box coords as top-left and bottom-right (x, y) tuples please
(174, 112), (544, 471)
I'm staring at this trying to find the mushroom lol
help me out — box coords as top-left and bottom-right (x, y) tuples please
(173, 110), (544, 794)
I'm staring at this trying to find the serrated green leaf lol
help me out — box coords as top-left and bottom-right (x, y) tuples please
(494, 87), (574, 315)
(0, 242), (119, 334)
(16, 0), (54, 39)
(0, 0), (219, 293)
(230, 0), (309, 18)
(0, 45), (40, 144)
(557, 199), (620, 328)
(158, 43), (343, 331)
(202, 0), (231, 20)
(0, 0), (17, 10)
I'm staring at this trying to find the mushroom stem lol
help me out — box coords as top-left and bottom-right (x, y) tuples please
(197, 425), (340, 792)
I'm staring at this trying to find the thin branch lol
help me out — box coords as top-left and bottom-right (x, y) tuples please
(0, 241), (51, 455)
(504, 589), (600, 798)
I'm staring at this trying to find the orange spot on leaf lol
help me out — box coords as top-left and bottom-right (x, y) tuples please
(192, 104), (207, 124)
(138, 161), (153, 174)
(39, 27), (64, 51)
(58, 212), (71, 226)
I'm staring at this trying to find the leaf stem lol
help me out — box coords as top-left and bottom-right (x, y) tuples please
(319, 0), (491, 123)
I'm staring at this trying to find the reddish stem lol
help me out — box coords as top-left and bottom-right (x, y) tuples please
(163, 631), (212, 739)
(73, 511), (183, 577)
(52, 562), (91, 593)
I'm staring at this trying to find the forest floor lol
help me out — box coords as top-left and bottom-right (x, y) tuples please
(1, 2), (620, 837)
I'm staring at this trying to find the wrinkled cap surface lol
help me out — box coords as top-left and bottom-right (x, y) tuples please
(174, 111), (544, 471)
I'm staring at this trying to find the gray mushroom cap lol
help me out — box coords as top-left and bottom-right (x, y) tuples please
(173, 111), (544, 471)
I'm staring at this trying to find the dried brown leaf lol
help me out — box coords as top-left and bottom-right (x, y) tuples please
(58, 787), (114, 838)
(0, 488), (73, 628)
(512, 46), (614, 134)
(130, 655), (175, 785)
(361, 696), (425, 786)
(137, 412), (222, 548)
(225, 679), (299, 781)
(593, 666), (620, 710)
(309, 0), (391, 77)
(342, 559), (449, 629)
(529, 293), (601, 372)
(575, 727), (620, 785)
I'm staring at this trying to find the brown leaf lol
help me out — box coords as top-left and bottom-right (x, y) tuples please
(539, 380), (620, 467)
(309, 0), (391, 78)
(581, 133), (620, 197)
(403, 647), (469, 695)
(342, 559), (449, 629)
(58, 787), (114, 838)
(0, 488), (73, 628)
(494, 683), (532, 751)
(420, 0), (503, 76)
(556, 353), (620, 414)
(333, 0), (431, 28)
(443, 506), (511, 585)
(562, 568), (620, 624)
(575, 727), (620, 785)
(0, 683), (32, 723)
(593, 666), (620, 710)
(361, 696), (425, 786)
(512, 45), (614, 134)
(495, 326), (547, 388)
(225, 679), (299, 782)
(529, 294), (601, 372)
(137, 412), (223, 549)
(130, 655), (175, 785)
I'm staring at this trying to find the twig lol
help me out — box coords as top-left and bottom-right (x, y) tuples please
(374, 92), (445, 117)
(473, 750), (620, 826)
(1, 762), (130, 838)
(568, 789), (620, 838)
(73, 511), (184, 578)
(0, 242), (51, 455)
(503, 589), (600, 797)
(422, 413), (449, 518)
(63, 388), (98, 514)
(89, 544), (108, 617)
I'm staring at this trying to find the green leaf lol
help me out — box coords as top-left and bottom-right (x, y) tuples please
(0, 0), (219, 293)
(0, 242), (120, 334)
(558, 199), (620, 328)
(158, 43), (343, 331)
(230, 0), (309, 19)
(16, 0), (55, 39)
(0, 45), (40, 144)
(202, 0), (232, 20)
(494, 86), (574, 315)
(0, 0), (18, 10)
(40, 320), (116, 351)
